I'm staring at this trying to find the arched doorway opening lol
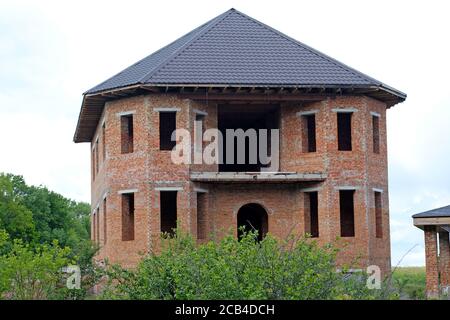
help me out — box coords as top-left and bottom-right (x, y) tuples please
(237, 203), (268, 241)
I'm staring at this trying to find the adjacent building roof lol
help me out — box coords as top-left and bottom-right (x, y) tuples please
(412, 205), (450, 218)
(74, 8), (406, 143)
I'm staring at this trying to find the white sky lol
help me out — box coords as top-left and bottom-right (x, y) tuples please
(1, 0), (450, 266)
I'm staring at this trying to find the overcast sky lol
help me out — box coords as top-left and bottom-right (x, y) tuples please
(1, 0), (449, 266)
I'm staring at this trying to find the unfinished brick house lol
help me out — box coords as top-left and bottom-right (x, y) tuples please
(413, 206), (450, 298)
(73, 8), (406, 274)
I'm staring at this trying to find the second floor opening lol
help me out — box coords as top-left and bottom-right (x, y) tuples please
(218, 104), (280, 172)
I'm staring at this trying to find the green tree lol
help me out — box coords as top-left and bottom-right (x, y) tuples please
(0, 175), (35, 243)
(0, 173), (91, 258)
(0, 173), (97, 299)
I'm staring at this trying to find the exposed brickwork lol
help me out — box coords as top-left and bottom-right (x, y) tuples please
(88, 93), (392, 275)
(425, 226), (439, 298)
(439, 231), (450, 289)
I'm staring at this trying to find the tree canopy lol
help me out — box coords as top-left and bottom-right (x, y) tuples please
(0, 173), (90, 255)
(0, 173), (96, 299)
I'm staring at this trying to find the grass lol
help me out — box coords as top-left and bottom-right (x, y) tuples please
(390, 267), (426, 299)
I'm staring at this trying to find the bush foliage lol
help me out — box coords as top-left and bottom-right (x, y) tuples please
(101, 230), (391, 300)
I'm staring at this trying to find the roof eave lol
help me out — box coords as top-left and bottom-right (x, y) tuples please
(73, 83), (406, 143)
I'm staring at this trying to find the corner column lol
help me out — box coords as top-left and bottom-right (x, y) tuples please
(425, 226), (439, 298)
(439, 230), (450, 293)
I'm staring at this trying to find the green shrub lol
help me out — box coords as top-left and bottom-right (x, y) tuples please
(391, 267), (426, 299)
(0, 238), (72, 300)
(101, 230), (391, 300)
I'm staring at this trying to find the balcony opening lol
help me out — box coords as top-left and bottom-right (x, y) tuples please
(91, 147), (96, 181)
(218, 104), (279, 172)
(95, 139), (99, 173)
(375, 191), (383, 238)
(121, 114), (134, 154)
(121, 193), (135, 241)
(372, 115), (380, 154)
(337, 112), (352, 151)
(102, 122), (106, 161)
(103, 197), (107, 245)
(160, 112), (176, 151)
(304, 191), (319, 237)
(95, 208), (100, 243)
(160, 191), (177, 235)
(302, 114), (316, 153)
(339, 190), (355, 237)
(92, 210), (97, 242)
(237, 203), (268, 241)
(196, 192), (206, 240)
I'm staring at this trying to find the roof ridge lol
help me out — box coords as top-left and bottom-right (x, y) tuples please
(139, 9), (234, 84)
(232, 9), (381, 87)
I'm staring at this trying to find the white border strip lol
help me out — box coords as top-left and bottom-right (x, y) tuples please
(194, 187), (208, 193)
(116, 110), (136, 117)
(118, 189), (138, 194)
(297, 110), (318, 116)
(336, 186), (360, 190)
(332, 108), (358, 113)
(370, 111), (381, 117)
(155, 186), (183, 191)
(302, 187), (321, 193)
(154, 107), (181, 112)
(92, 203), (100, 214)
(373, 188), (384, 193)
(193, 109), (208, 116)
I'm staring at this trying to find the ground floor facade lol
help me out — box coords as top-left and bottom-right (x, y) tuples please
(92, 179), (391, 276)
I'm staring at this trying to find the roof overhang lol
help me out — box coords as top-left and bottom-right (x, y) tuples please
(73, 83), (406, 143)
(413, 216), (450, 230)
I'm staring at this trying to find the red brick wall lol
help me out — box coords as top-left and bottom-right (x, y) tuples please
(425, 226), (439, 297)
(439, 231), (450, 288)
(89, 93), (391, 275)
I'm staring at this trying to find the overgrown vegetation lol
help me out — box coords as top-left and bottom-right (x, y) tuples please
(0, 173), (97, 300)
(101, 230), (398, 300)
(0, 172), (429, 300)
(391, 267), (426, 299)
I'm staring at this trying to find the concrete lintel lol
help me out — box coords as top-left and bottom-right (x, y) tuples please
(118, 188), (138, 194)
(296, 110), (318, 116)
(154, 107), (181, 112)
(92, 205), (99, 214)
(332, 108), (358, 113)
(193, 109), (208, 116)
(194, 187), (208, 193)
(302, 187), (322, 193)
(155, 186), (183, 191)
(336, 186), (360, 191)
(370, 111), (381, 117)
(116, 110), (136, 117)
